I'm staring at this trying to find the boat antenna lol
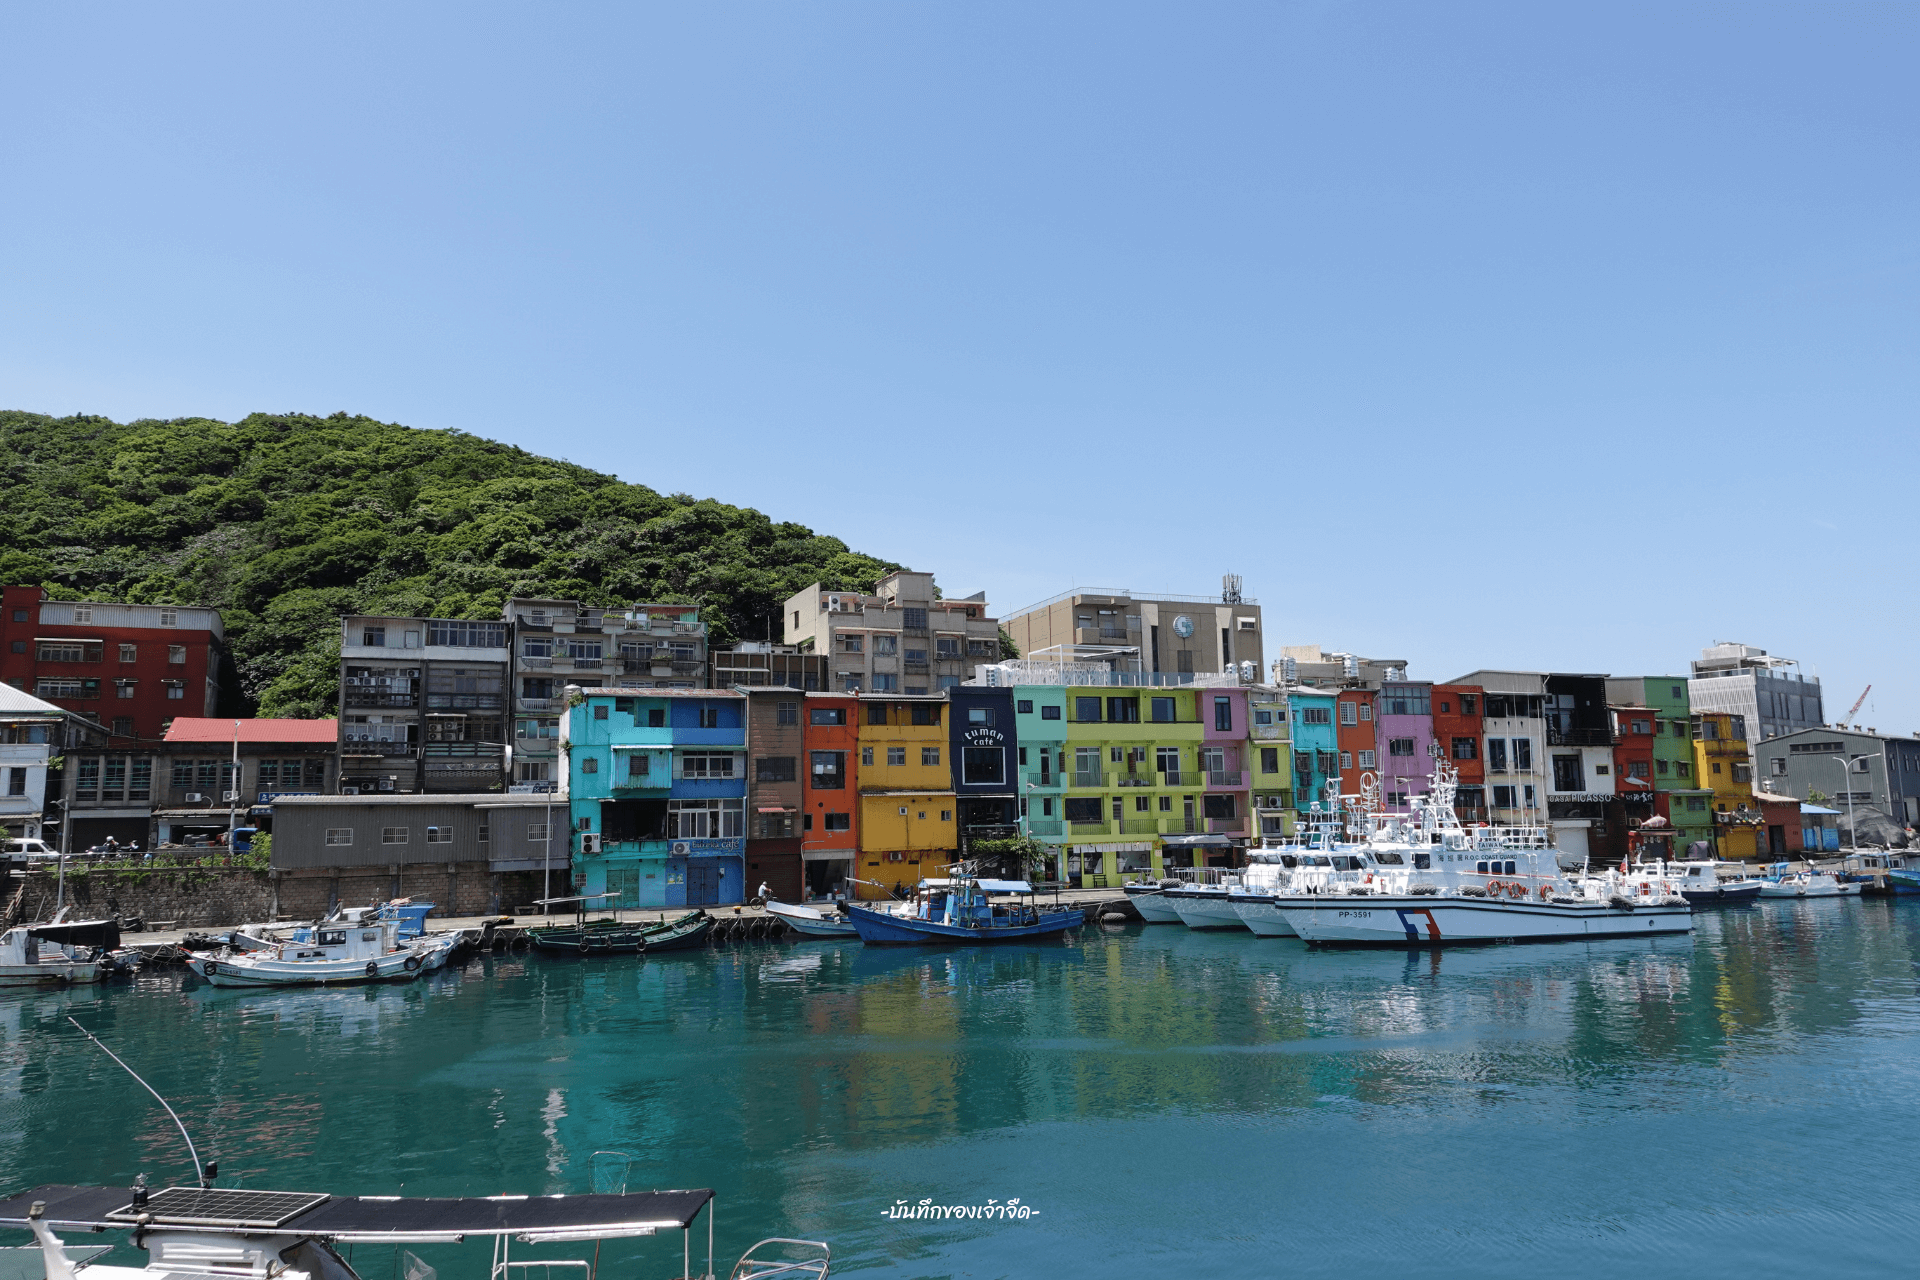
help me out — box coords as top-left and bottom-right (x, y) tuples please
(66, 1017), (207, 1186)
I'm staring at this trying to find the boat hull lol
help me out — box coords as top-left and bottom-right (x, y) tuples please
(1166, 892), (1250, 931)
(1886, 870), (1920, 895)
(186, 951), (425, 987)
(845, 904), (1081, 945)
(0, 961), (105, 986)
(766, 903), (858, 938)
(1679, 882), (1764, 904)
(1229, 898), (1298, 937)
(642, 914), (714, 952)
(1280, 896), (1693, 947)
(1756, 883), (1861, 898)
(1123, 886), (1186, 925)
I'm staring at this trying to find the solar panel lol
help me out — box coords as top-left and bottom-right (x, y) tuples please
(106, 1188), (331, 1229)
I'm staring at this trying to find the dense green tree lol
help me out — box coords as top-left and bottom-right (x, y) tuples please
(0, 410), (898, 717)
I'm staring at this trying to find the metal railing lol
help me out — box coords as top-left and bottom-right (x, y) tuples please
(1208, 818), (1245, 834)
(1121, 818), (1161, 835)
(516, 697), (558, 711)
(1025, 818), (1063, 837)
(1159, 769), (1193, 786)
(1252, 725), (1285, 740)
(1111, 771), (1157, 788)
(1207, 770), (1244, 787)
(344, 692), (418, 709)
(1023, 771), (1060, 788)
(1546, 727), (1613, 747)
(1070, 771), (1105, 788)
(423, 742), (503, 758)
(1163, 817), (1203, 834)
(1069, 820), (1111, 835)
(519, 656), (552, 669)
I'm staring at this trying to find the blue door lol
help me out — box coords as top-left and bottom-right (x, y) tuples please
(686, 859), (720, 906)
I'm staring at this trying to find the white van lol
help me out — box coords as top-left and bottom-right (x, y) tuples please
(2, 838), (56, 871)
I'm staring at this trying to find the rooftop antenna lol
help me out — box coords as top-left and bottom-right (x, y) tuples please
(67, 1017), (208, 1186)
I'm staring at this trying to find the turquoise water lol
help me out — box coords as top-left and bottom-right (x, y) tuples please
(4, 899), (1920, 1278)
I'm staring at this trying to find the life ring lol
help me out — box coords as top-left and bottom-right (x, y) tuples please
(203, 960), (218, 976)
(1537, 883), (1553, 901)
(1485, 879), (1503, 896)
(365, 961), (379, 978)
(1507, 882), (1527, 899)
(403, 955), (422, 973)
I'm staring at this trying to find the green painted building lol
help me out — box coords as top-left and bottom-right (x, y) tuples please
(1609, 675), (1714, 856)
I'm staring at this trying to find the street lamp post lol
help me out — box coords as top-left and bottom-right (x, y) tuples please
(1830, 752), (1884, 852)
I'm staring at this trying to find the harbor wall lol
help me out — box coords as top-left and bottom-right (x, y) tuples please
(10, 864), (552, 927)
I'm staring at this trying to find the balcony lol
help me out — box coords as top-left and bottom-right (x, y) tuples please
(1070, 771), (1105, 789)
(1252, 725), (1285, 740)
(1163, 818), (1203, 834)
(1121, 818), (1161, 835)
(566, 657), (604, 670)
(1023, 771), (1060, 789)
(423, 742), (502, 758)
(517, 697), (559, 712)
(1110, 771), (1157, 789)
(343, 692), (418, 709)
(519, 655), (553, 669)
(1025, 818), (1063, 837)
(1207, 770), (1244, 787)
(1546, 727), (1613, 747)
(1159, 769), (1193, 786)
(1069, 820), (1111, 836)
(1208, 818), (1246, 834)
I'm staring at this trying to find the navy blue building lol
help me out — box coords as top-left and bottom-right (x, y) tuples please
(946, 685), (1019, 858)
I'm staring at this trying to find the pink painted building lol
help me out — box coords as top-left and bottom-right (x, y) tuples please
(1375, 682), (1436, 813)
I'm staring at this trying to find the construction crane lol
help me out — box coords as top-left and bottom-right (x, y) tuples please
(1844, 684), (1872, 725)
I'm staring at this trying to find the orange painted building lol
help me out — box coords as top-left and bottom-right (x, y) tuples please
(1432, 684), (1485, 819)
(1335, 689), (1377, 799)
(800, 693), (860, 899)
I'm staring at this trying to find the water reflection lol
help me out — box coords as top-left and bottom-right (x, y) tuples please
(0, 899), (1915, 1278)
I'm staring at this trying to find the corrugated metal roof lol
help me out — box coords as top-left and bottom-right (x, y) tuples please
(163, 717), (338, 743)
(0, 685), (66, 715)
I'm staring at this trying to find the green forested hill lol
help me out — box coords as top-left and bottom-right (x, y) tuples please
(0, 410), (898, 717)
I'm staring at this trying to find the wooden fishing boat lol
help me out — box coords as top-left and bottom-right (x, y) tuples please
(847, 877), (1081, 945)
(640, 910), (714, 952)
(524, 895), (650, 954)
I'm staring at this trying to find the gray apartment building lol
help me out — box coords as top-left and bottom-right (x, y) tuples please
(337, 616), (511, 794)
(1275, 646), (1408, 689)
(784, 570), (999, 694)
(1003, 576), (1263, 678)
(1688, 642), (1825, 754)
(503, 598), (709, 792)
(1754, 726), (1920, 836)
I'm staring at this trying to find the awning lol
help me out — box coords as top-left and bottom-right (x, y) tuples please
(1162, 834), (1233, 848)
(1801, 803), (1842, 815)
(756, 806), (794, 813)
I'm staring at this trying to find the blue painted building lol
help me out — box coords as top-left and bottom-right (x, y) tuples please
(947, 685), (1019, 852)
(1288, 688), (1338, 815)
(565, 686), (748, 908)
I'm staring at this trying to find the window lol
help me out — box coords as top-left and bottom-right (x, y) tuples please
(865, 703), (890, 726)
(115, 681), (136, 699)
(114, 643), (136, 663)
(517, 761), (552, 782)
(36, 642), (99, 663)
(1359, 704), (1372, 721)
(1203, 794), (1236, 819)
(887, 746), (906, 766)
(1389, 738), (1414, 757)
(1357, 751), (1376, 769)
(682, 753), (736, 778)
(112, 716), (133, 736)
(167, 645), (186, 665)
(522, 636), (552, 658)
(592, 703), (609, 720)
(426, 826), (452, 843)
(1261, 747), (1280, 773)
(1041, 705), (1062, 721)
(962, 747), (1004, 784)
(1631, 719), (1650, 735)
(968, 640), (993, 656)
(1686, 796), (1707, 812)
(1438, 701), (1451, 714)
(667, 797), (744, 839)
(811, 751), (847, 788)
(872, 635), (897, 656)
(1339, 701), (1357, 726)
(861, 746), (875, 766)
(824, 812), (851, 832)
(528, 823), (550, 841)
(429, 621), (507, 647)
(810, 706), (846, 726)
(922, 747), (940, 766)
(1492, 785), (1516, 808)
(1770, 757), (1787, 777)
(325, 828), (353, 846)
(910, 703), (942, 726)
(1064, 797), (1103, 823)
(1553, 755), (1585, 791)
(626, 753), (651, 779)
(903, 607), (927, 630)
(841, 635), (864, 653)
(1593, 765), (1609, 776)
(1106, 697), (1139, 723)
(1712, 762), (1722, 774)
(1487, 738), (1508, 771)
(516, 718), (560, 739)
(1451, 737), (1477, 760)
(968, 706), (996, 726)
(1254, 709), (1273, 726)
(160, 681), (182, 699)
(1300, 707), (1331, 725)
(1461, 695), (1477, 714)
(871, 673), (898, 692)
(1671, 686), (1684, 700)
(936, 638), (961, 659)
(158, 609), (178, 627)
(1016, 699), (1034, 714)
(1674, 721), (1688, 737)
(699, 706), (720, 728)
(382, 827), (409, 845)
(581, 757), (599, 774)
(1074, 696), (1102, 723)
(756, 756), (796, 782)
(1339, 751), (1353, 770)
(778, 701), (799, 726)
(1627, 761), (1650, 779)
(1676, 762), (1691, 778)
(1214, 698), (1233, 732)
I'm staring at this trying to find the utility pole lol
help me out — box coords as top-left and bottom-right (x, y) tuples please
(226, 719), (240, 851)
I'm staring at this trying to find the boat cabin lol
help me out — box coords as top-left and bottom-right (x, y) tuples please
(279, 919), (401, 963)
(911, 879), (1043, 930)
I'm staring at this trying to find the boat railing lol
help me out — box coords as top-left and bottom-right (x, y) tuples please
(730, 1238), (832, 1280)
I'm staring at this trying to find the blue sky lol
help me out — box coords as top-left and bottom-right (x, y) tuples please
(3, 3), (1915, 728)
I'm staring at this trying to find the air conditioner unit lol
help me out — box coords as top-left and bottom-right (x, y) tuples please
(670, 841), (691, 856)
(407, 668), (421, 678)
(183, 793), (206, 803)
(345, 678), (362, 687)
(826, 595), (843, 612)
(377, 677), (392, 687)
(222, 791), (239, 802)
(341, 786), (360, 796)
(578, 833), (600, 854)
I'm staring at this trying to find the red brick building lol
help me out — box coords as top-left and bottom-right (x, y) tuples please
(1433, 684), (1486, 819)
(1, 586), (223, 746)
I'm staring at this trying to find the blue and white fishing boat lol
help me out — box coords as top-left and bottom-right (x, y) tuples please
(846, 877), (1081, 945)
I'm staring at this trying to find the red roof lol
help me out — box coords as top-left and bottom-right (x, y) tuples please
(164, 717), (338, 744)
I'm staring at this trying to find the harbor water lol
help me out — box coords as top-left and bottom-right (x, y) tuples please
(4, 898), (1920, 1278)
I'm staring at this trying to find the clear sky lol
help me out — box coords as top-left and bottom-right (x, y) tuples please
(3, 3), (1915, 728)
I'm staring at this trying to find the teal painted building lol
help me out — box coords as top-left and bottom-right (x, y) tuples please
(565, 686), (748, 908)
(1289, 689), (1338, 814)
(1010, 683), (1068, 861)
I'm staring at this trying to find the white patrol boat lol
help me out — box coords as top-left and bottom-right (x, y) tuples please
(1272, 765), (1693, 947)
(184, 909), (454, 987)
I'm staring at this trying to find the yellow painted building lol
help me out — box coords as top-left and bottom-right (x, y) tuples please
(1692, 711), (1759, 860)
(853, 695), (956, 898)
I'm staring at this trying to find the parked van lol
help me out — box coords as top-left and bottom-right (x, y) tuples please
(2, 838), (57, 872)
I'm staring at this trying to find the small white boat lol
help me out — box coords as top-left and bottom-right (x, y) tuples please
(1757, 870), (1861, 898)
(0, 927), (105, 987)
(766, 898), (859, 938)
(185, 912), (444, 987)
(1122, 880), (1188, 924)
